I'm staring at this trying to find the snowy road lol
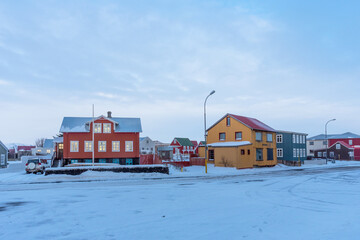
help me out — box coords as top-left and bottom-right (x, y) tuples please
(1, 163), (360, 239)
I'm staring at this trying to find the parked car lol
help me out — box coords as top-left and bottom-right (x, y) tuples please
(25, 158), (47, 174)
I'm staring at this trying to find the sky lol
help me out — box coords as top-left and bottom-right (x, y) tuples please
(0, 0), (360, 145)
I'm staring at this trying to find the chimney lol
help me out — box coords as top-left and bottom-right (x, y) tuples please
(107, 111), (112, 118)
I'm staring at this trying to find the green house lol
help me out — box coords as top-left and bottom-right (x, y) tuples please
(276, 131), (307, 165)
(0, 141), (8, 168)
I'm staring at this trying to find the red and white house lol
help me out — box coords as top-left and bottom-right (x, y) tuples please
(170, 138), (198, 160)
(328, 136), (360, 160)
(58, 112), (142, 165)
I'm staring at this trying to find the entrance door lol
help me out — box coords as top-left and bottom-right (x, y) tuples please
(208, 150), (214, 160)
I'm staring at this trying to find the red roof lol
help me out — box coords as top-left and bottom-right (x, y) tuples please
(191, 141), (198, 147)
(229, 114), (275, 132)
(329, 141), (353, 149)
(18, 146), (36, 151)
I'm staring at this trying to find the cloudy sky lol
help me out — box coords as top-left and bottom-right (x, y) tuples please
(1, 0), (360, 145)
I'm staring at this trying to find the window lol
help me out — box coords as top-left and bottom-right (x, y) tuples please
(318, 152), (322, 157)
(256, 149), (263, 161)
(70, 141), (79, 152)
(349, 140), (353, 145)
(277, 148), (283, 158)
(103, 123), (111, 133)
(267, 148), (274, 160)
(208, 150), (214, 160)
(323, 152), (327, 157)
(303, 135), (306, 144)
(241, 149), (245, 155)
(235, 132), (242, 140)
(330, 152), (334, 158)
(323, 140), (327, 145)
(94, 123), (102, 133)
(112, 141), (120, 152)
(293, 135), (296, 143)
(98, 141), (106, 152)
(296, 149), (300, 158)
(59, 143), (63, 150)
(46, 149), (51, 154)
(248, 149), (250, 155)
(303, 149), (306, 157)
(84, 141), (92, 152)
(267, 133), (273, 142)
(125, 141), (133, 152)
(310, 150), (314, 153)
(296, 135), (299, 144)
(276, 134), (283, 143)
(293, 149), (296, 157)
(256, 132), (262, 141)
(309, 141), (314, 146)
(226, 117), (230, 126)
(219, 133), (226, 141)
(336, 143), (341, 149)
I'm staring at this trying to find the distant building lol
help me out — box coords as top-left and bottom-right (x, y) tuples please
(17, 145), (36, 159)
(307, 132), (360, 159)
(139, 137), (156, 154)
(0, 141), (8, 168)
(32, 139), (55, 156)
(276, 131), (307, 165)
(314, 141), (360, 160)
(206, 113), (277, 169)
(170, 137), (195, 161)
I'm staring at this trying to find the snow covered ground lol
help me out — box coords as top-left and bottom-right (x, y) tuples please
(1, 161), (360, 239)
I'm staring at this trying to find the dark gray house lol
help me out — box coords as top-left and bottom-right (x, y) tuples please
(0, 141), (8, 168)
(276, 131), (307, 165)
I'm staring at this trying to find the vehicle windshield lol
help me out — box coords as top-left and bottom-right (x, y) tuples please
(27, 159), (39, 163)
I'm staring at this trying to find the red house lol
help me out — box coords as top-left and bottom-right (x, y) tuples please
(58, 112), (142, 165)
(327, 132), (360, 160)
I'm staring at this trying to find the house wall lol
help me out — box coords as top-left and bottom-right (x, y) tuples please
(140, 137), (156, 154)
(314, 144), (353, 160)
(198, 146), (205, 158)
(63, 119), (139, 160)
(277, 132), (307, 162)
(207, 115), (277, 168)
(307, 139), (327, 157)
(0, 143), (8, 168)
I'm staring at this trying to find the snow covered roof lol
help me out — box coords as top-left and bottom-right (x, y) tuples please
(53, 137), (63, 143)
(0, 140), (8, 151)
(208, 141), (252, 147)
(308, 132), (360, 140)
(60, 117), (142, 133)
(43, 139), (54, 149)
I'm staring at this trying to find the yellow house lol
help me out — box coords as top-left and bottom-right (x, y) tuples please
(206, 113), (277, 169)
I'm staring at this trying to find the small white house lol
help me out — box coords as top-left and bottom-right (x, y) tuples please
(139, 137), (156, 154)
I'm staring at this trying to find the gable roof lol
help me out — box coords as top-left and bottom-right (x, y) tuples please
(191, 141), (198, 147)
(308, 132), (360, 140)
(0, 141), (8, 151)
(60, 116), (142, 133)
(330, 141), (353, 149)
(43, 139), (54, 149)
(173, 138), (194, 147)
(207, 113), (275, 132)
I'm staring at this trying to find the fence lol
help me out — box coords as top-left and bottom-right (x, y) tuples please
(140, 154), (205, 167)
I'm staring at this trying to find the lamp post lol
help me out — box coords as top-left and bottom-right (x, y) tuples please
(325, 118), (336, 164)
(204, 90), (215, 174)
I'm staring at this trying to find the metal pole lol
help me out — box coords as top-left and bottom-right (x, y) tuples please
(325, 119), (336, 164)
(204, 90), (215, 174)
(92, 104), (95, 166)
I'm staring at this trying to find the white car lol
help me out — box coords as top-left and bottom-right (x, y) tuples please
(25, 158), (48, 174)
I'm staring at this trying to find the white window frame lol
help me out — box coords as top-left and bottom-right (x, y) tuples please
(219, 133), (226, 141)
(103, 123), (111, 133)
(112, 141), (120, 152)
(94, 123), (102, 133)
(256, 132), (262, 141)
(276, 134), (283, 143)
(296, 135), (299, 144)
(293, 135), (296, 143)
(98, 141), (106, 152)
(125, 141), (133, 152)
(349, 140), (353, 145)
(336, 143), (341, 150)
(277, 148), (283, 158)
(267, 133), (273, 142)
(84, 141), (93, 152)
(318, 152), (322, 157)
(296, 148), (300, 157)
(235, 132), (242, 140)
(70, 141), (79, 152)
(293, 149), (296, 157)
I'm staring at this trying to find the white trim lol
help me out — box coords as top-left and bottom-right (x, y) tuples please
(84, 141), (93, 152)
(112, 141), (120, 152)
(103, 123), (111, 133)
(70, 141), (79, 152)
(125, 141), (133, 152)
(98, 141), (106, 152)
(94, 123), (102, 133)
(277, 148), (283, 158)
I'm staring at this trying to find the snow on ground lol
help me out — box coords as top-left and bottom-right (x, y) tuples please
(1, 161), (360, 239)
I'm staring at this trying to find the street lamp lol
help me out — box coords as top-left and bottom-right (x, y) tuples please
(204, 90), (215, 174)
(325, 118), (336, 164)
